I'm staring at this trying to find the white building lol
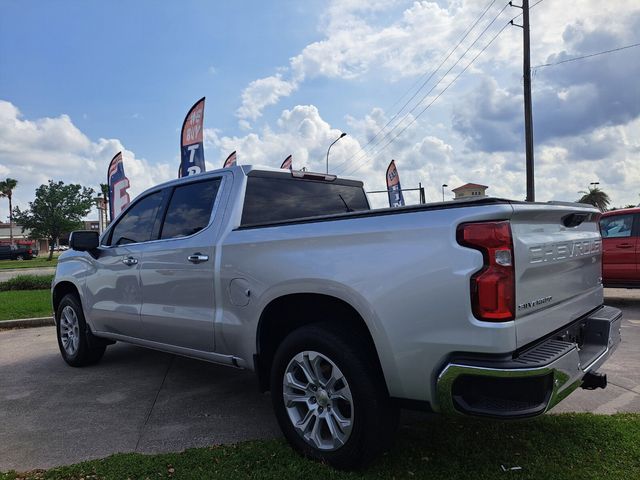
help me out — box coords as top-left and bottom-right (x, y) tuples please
(452, 183), (488, 200)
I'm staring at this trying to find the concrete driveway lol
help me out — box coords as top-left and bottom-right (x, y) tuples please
(1, 288), (639, 472)
(0, 266), (55, 282)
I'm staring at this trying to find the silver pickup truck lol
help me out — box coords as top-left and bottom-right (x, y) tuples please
(53, 166), (621, 468)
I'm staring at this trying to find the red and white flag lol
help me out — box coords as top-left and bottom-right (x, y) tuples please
(107, 152), (131, 220)
(223, 151), (237, 168)
(179, 97), (206, 177)
(280, 154), (292, 170)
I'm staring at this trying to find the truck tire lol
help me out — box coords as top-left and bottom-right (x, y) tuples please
(15, 255), (23, 261)
(270, 322), (398, 469)
(56, 294), (106, 367)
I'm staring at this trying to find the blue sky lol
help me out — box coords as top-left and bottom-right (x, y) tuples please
(1, 0), (639, 213)
(0, 1), (326, 161)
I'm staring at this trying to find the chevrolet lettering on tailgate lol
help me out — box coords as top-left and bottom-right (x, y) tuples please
(529, 239), (601, 264)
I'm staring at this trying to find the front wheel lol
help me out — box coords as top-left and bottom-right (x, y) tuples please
(56, 294), (106, 367)
(270, 323), (398, 469)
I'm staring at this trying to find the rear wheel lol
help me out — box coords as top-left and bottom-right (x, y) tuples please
(15, 255), (23, 261)
(56, 294), (106, 367)
(270, 323), (398, 469)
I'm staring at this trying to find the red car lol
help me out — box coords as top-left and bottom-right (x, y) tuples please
(600, 207), (640, 287)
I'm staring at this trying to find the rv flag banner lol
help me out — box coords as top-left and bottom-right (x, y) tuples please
(280, 154), (292, 170)
(180, 97), (206, 177)
(107, 152), (131, 220)
(223, 151), (237, 168)
(386, 160), (405, 208)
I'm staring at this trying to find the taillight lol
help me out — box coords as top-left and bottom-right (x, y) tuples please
(457, 221), (515, 321)
(27, 249), (32, 254)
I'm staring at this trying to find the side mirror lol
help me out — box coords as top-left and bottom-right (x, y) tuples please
(69, 230), (99, 251)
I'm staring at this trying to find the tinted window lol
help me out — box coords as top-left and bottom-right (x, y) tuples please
(109, 191), (164, 245)
(160, 179), (221, 239)
(241, 176), (369, 225)
(600, 214), (634, 238)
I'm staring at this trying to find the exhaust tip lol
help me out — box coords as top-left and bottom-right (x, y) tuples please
(581, 371), (607, 390)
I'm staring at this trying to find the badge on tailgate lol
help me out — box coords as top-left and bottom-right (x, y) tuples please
(529, 239), (601, 264)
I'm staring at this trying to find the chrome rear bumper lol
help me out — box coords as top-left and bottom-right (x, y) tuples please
(436, 305), (622, 418)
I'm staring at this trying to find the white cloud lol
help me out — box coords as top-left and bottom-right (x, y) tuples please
(0, 100), (173, 219)
(235, 0), (640, 125)
(236, 74), (298, 121)
(222, 100), (640, 209)
(211, 104), (361, 173)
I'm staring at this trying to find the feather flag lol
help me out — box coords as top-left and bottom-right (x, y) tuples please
(107, 152), (131, 221)
(386, 160), (405, 208)
(179, 97), (206, 177)
(223, 151), (237, 168)
(280, 154), (292, 170)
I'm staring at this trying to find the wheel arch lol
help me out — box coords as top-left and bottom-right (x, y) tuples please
(52, 281), (82, 322)
(254, 292), (389, 393)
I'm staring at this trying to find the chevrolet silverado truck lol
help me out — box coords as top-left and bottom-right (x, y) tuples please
(52, 166), (622, 468)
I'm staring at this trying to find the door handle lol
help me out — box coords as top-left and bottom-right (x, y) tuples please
(122, 256), (138, 266)
(188, 253), (209, 264)
(616, 244), (634, 249)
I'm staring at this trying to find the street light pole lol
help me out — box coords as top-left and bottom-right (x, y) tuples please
(326, 132), (347, 174)
(441, 184), (448, 202)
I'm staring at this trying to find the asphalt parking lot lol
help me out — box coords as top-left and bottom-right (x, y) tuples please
(1, 289), (639, 472)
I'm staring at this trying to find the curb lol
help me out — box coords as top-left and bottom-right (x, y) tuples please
(0, 317), (54, 330)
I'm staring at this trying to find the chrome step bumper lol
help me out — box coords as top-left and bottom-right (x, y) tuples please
(436, 305), (622, 418)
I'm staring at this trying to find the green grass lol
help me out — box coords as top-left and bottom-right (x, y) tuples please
(0, 256), (58, 270)
(0, 289), (51, 320)
(0, 274), (54, 291)
(1, 414), (638, 480)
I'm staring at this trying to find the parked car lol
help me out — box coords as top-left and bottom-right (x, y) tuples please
(0, 244), (34, 261)
(600, 207), (640, 287)
(52, 166), (622, 468)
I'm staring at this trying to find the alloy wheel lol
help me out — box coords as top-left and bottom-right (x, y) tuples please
(283, 350), (353, 451)
(60, 305), (80, 356)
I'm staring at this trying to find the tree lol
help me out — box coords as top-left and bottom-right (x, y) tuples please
(0, 178), (18, 244)
(577, 186), (611, 212)
(100, 183), (110, 226)
(13, 180), (94, 260)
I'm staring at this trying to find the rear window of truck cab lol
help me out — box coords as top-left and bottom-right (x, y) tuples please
(241, 172), (370, 226)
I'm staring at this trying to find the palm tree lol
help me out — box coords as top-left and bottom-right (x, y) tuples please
(0, 178), (18, 244)
(577, 185), (611, 212)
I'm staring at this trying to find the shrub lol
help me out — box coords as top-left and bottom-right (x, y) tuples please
(0, 274), (54, 291)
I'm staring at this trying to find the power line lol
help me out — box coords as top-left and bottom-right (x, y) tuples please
(340, 19), (513, 178)
(337, 1), (511, 172)
(335, 2), (512, 175)
(331, 0), (499, 172)
(532, 42), (640, 69)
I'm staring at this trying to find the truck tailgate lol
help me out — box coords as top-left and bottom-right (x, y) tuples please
(510, 203), (603, 348)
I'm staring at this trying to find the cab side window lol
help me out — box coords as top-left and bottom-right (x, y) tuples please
(108, 190), (165, 246)
(600, 214), (634, 239)
(160, 178), (221, 240)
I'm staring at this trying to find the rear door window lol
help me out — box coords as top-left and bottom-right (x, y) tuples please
(600, 214), (634, 238)
(108, 190), (165, 246)
(160, 178), (221, 240)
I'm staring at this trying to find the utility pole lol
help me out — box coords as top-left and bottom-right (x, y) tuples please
(511, 0), (535, 201)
